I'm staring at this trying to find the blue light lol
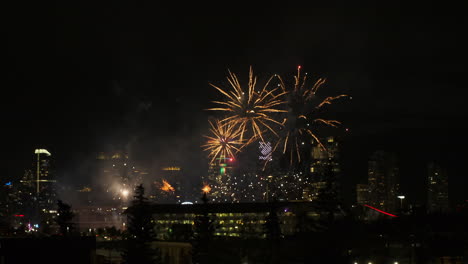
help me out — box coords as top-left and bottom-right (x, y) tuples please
(5, 182), (11, 186)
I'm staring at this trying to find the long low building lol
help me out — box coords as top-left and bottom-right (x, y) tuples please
(149, 201), (320, 239)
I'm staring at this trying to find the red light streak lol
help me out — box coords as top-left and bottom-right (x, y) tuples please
(14, 214), (25, 217)
(363, 204), (398, 217)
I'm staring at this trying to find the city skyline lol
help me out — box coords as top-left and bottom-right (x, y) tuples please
(3, 3), (468, 207)
(3, 4), (468, 263)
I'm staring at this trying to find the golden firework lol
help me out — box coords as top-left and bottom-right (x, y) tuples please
(161, 179), (175, 192)
(202, 119), (245, 164)
(207, 66), (287, 143)
(271, 66), (347, 166)
(202, 184), (211, 194)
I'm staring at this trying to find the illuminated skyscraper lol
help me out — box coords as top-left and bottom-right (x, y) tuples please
(15, 149), (56, 227)
(305, 136), (341, 201)
(356, 184), (369, 205)
(427, 161), (449, 213)
(34, 149), (55, 195)
(367, 151), (399, 213)
(95, 151), (133, 202)
(33, 149), (57, 215)
(204, 157), (235, 203)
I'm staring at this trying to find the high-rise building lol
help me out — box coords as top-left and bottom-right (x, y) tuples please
(14, 149), (56, 227)
(304, 136), (341, 201)
(367, 151), (399, 213)
(33, 149), (55, 196)
(32, 149), (57, 221)
(427, 161), (449, 213)
(356, 184), (369, 205)
(204, 157), (235, 203)
(95, 151), (144, 204)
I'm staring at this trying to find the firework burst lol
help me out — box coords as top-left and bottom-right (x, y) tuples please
(271, 66), (347, 166)
(161, 179), (175, 192)
(202, 119), (245, 164)
(202, 184), (212, 194)
(207, 67), (287, 143)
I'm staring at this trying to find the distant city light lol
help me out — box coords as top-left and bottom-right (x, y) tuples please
(181, 202), (193, 205)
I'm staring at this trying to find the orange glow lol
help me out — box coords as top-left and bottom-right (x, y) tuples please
(162, 167), (181, 171)
(202, 184), (211, 194)
(161, 180), (175, 192)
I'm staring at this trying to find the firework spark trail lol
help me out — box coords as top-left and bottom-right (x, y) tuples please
(207, 67), (287, 143)
(202, 119), (246, 164)
(161, 179), (175, 192)
(268, 66), (347, 167)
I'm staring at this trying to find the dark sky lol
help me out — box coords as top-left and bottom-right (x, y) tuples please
(3, 3), (468, 205)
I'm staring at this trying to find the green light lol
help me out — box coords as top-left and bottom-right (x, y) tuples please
(220, 167), (226, 175)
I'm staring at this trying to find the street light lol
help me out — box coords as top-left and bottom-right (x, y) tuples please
(397, 195), (405, 209)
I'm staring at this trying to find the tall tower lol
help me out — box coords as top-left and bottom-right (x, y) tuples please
(356, 184), (369, 205)
(34, 149), (56, 213)
(34, 149), (54, 194)
(305, 136), (341, 201)
(427, 162), (449, 213)
(204, 156), (235, 202)
(367, 151), (399, 213)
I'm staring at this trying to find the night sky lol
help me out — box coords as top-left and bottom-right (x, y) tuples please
(4, 3), (468, 205)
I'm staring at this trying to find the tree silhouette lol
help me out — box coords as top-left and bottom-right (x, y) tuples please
(56, 200), (75, 236)
(315, 164), (341, 227)
(263, 201), (282, 264)
(192, 192), (217, 264)
(122, 184), (159, 264)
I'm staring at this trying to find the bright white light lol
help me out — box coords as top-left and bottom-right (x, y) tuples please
(181, 202), (193, 205)
(35, 149), (51, 156)
(397, 196), (405, 199)
(121, 189), (130, 197)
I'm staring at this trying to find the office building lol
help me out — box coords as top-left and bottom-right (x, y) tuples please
(203, 157), (235, 203)
(356, 184), (369, 205)
(427, 161), (449, 213)
(367, 150), (399, 213)
(305, 136), (341, 201)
